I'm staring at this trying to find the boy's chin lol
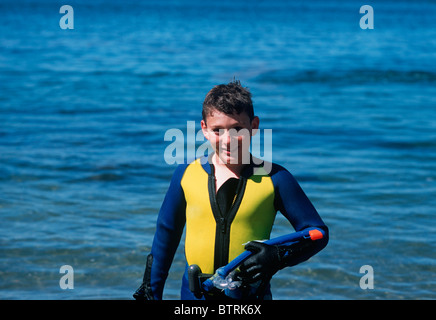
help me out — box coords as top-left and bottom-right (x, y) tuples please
(216, 151), (249, 165)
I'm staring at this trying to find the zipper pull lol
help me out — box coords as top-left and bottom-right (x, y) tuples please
(220, 218), (226, 233)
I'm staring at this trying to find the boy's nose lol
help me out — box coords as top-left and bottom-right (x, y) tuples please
(221, 130), (238, 144)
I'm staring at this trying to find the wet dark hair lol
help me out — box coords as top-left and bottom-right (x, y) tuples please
(202, 79), (254, 122)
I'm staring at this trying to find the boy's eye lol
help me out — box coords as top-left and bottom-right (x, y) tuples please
(209, 127), (245, 135)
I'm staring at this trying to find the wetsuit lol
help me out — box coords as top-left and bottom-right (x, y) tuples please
(145, 155), (328, 300)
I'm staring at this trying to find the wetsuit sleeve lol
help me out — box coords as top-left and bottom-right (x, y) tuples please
(271, 164), (329, 266)
(149, 164), (187, 300)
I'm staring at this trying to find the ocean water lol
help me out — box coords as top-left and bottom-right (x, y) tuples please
(0, 0), (435, 300)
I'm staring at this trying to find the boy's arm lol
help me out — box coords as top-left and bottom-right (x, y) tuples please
(147, 164), (188, 300)
(271, 164), (329, 267)
(235, 164), (328, 285)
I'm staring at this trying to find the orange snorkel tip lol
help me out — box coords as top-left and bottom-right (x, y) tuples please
(309, 229), (324, 241)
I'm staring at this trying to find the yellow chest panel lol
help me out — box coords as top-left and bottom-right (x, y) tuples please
(181, 160), (276, 274)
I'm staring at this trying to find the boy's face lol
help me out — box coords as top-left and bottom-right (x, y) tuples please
(201, 110), (259, 166)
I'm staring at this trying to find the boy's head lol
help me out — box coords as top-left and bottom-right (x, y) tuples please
(202, 79), (254, 124)
(201, 80), (259, 166)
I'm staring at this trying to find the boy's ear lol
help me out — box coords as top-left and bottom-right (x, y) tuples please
(251, 116), (260, 136)
(201, 119), (210, 141)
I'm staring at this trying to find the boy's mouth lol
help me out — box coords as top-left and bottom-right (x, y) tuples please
(220, 145), (239, 154)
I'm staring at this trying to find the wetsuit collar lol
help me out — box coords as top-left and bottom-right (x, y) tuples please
(200, 152), (260, 178)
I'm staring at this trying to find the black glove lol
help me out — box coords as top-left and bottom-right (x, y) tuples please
(133, 254), (155, 300)
(237, 241), (281, 284)
(236, 238), (317, 284)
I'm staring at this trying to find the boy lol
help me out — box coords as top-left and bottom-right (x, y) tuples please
(134, 80), (328, 300)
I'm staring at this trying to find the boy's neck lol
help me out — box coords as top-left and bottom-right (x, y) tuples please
(211, 153), (245, 178)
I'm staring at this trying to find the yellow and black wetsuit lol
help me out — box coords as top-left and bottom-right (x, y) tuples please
(147, 155), (328, 300)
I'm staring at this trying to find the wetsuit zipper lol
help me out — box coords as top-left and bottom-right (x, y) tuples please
(208, 167), (247, 272)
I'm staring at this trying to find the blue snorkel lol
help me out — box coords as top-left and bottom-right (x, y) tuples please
(189, 227), (325, 298)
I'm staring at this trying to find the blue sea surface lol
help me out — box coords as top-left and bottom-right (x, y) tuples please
(0, 0), (435, 299)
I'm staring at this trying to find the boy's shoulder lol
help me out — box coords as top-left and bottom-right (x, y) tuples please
(249, 156), (290, 177)
(170, 156), (210, 180)
(250, 157), (301, 191)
